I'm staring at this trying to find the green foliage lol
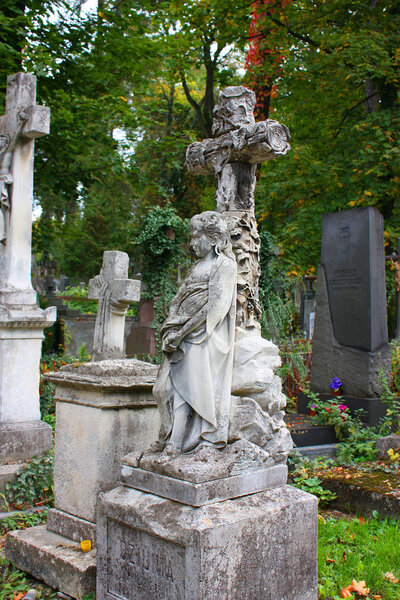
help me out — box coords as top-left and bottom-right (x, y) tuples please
(308, 395), (355, 442)
(258, 230), (294, 340)
(277, 337), (312, 410)
(3, 450), (54, 510)
(318, 515), (400, 600)
(336, 427), (379, 465)
(132, 205), (189, 298)
(0, 509), (48, 536)
(39, 354), (69, 419)
(0, 555), (57, 600)
(57, 285), (99, 314)
(292, 473), (337, 507)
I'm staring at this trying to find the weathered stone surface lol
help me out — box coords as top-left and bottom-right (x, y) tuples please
(0, 462), (24, 492)
(376, 434), (400, 459)
(47, 508), (97, 545)
(121, 463), (287, 506)
(88, 251), (141, 361)
(46, 358), (158, 395)
(230, 335), (292, 463)
(126, 439), (272, 483)
(0, 421), (52, 464)
(97, 484), (318, 600)
(6, 525), (96, 600)
(186, 86), (290, 332)
(311, 208), (391, 397)
(52, 366), (160, 522)
(320, 477), (400, 521)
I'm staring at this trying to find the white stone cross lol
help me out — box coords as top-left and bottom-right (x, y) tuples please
(88, 251), (141, 361)
(0, 72), (50, 307)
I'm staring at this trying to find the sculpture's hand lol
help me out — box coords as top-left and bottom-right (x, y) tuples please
(162, 331), (180, 354)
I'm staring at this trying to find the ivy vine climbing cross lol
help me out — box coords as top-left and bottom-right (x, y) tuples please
(185, 86), (290, 333)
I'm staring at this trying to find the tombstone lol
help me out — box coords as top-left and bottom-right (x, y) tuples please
(96, 87), (318, 600)
(88, 251), (141, 361)
(307, 207), (391, 424)
(126, 298), (157, 357)
(0, 73), (55, 475)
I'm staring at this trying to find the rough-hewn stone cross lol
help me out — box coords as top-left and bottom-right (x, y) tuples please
(186, 86), (290, 333)
(88, 251), (141, 361)
(0, 72), (50, 307)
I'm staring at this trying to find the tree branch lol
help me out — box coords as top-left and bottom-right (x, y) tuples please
(179, 70), (210, 137)
(332, 91), (379, 139)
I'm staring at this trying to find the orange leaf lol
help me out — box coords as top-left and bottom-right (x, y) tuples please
(13, 594), (25, 600)
(340, 588), (354, 599)
(384, 572), (399, 584)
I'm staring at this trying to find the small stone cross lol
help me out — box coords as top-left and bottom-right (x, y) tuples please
(0, 72), (50, 307)
(186, 86), (290, 332)
(88, 251), (141, 361)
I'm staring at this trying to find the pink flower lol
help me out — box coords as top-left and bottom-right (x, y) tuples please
(339, 404), (348, 412)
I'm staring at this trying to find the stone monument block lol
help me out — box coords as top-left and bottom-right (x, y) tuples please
(6, 359), (161, 600)
(311, 207), (391, 397)
(97, 485), (317, 600)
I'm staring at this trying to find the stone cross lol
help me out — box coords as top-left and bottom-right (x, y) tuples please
(0, 72), (50, 307)
(186, 86), (290, 333)
(88, 251), (141, 361)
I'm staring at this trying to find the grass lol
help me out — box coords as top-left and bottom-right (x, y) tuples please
(318, 514), (400, 599)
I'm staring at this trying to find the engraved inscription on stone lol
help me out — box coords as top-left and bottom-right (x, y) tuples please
(321, 210), (371, 351)
(106, 518), (185, 600)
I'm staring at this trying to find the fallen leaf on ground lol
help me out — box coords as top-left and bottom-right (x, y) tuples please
(13, 594), (25, 600)
(384, 572), (399, 584)
(326, 557), (336, 564)
(318, 514), (326, 523)
(340, 579), (370, 598)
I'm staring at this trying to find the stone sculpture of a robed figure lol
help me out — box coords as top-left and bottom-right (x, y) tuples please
(154, 211), (237, 453)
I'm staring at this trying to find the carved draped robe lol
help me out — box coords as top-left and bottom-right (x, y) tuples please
(154, 253), (237, 453)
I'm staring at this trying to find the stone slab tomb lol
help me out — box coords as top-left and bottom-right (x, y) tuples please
(0, 72), (55, 470)
(311, 207), (391, 409)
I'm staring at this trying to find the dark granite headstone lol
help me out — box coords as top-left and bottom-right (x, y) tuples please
(310, 207), (391, 398)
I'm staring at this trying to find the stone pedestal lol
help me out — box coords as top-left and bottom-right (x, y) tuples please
(0, 307), (55, 463)
(6, 358), (161, 599)
(96, 439), (317, 600)
(97, 484), (318, 600)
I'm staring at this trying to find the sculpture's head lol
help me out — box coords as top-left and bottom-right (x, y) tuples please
(189, 211), (235, 261)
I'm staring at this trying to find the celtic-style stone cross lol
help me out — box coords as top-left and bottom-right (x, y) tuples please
(88, 251), (141, 361)
(0, 72), (50, 307)
(186, 86), (290, 333)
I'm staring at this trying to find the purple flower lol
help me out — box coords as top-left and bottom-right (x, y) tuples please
(311, 405), (317, 410)
(329, 377), (342, 390)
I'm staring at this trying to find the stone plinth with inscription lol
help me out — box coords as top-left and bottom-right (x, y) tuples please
(311, 207), (391, 401)
(6, 359), (161, 600)
(97, 485), (317, 600)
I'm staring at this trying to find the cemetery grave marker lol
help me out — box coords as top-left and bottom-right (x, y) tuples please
(0, 73), (55, 467)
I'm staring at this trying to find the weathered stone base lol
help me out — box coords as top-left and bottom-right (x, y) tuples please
(0, 462), (25, 492)
(5, 525), (96, 600)
(97, 485), (318, 600)
(121, 463), (287, 506)
(0, 421), (52, 464)
(47, 508), (97, 545)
